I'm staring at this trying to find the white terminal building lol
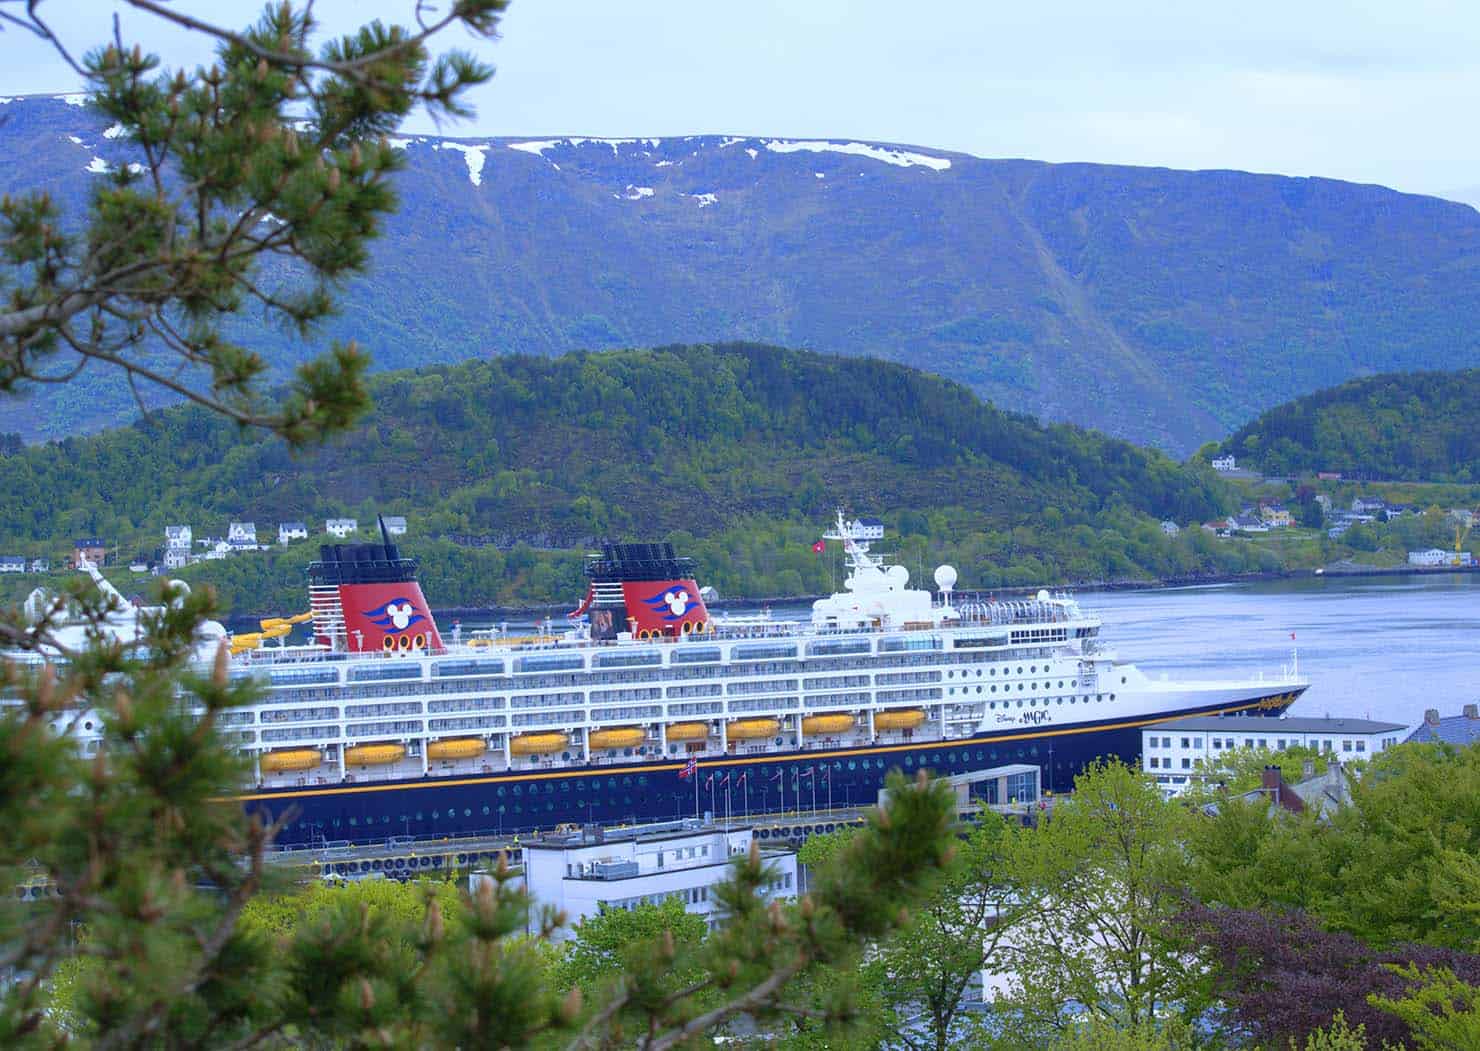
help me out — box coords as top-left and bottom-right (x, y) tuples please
(484, 821), (798, 940)
(1141, 715), (1406, 797)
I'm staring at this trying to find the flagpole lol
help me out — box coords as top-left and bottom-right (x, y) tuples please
(694, 761), (700, 818)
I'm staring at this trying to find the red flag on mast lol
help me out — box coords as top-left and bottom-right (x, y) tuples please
(811, 539), (826, 554)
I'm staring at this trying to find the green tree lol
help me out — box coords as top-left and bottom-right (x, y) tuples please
(553, 897), (707, 997)
(1370, 966), (1480, 1051)
(864, 816), (1022, 1051)
(996, 761), (1197, 1040)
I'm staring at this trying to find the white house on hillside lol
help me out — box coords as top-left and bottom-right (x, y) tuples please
(382, 515), (408, 536)
(1211, 455), (1236, 472)
(325, 518), (358, 539)
(0, 556), (25, 574)
(278, 521), (308, 545)
(227, 522), (257, 549)
(1160, 521), (1180, 536)
(164, 525), (192, 551)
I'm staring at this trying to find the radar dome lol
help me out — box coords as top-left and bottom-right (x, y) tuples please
(886, 565), (909, 586)
(1037, 589), (1051, 602)
(933, 564), (958, 591)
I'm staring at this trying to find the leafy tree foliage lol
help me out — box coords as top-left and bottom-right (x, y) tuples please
(995, 761), (1197, 1040)
(1177, 903), (1480, 1049)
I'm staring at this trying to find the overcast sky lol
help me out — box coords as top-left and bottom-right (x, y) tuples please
(7, 1), (1480, 200)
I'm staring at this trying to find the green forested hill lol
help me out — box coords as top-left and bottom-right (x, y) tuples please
(1214, 369), (1480, 481)
(0, 344), (1273, 611)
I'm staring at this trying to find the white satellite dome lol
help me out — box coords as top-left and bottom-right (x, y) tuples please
(1037, 588), (1051, 602)
(886, 564), (909, 586)
(933, 564), (958, 591)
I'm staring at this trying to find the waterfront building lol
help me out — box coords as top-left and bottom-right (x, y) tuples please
(1408, 548), (1449, 566)
(71, 538), (108, 569)
(1141, 715), (1405, 796)
(484, 821), (797, 939)
(1406, 705), (1480, 747)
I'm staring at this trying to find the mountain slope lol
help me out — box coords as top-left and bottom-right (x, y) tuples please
(0, 344), (1273, 608)
(7, 96), (1480, 453)
(1214, 369), (1480, 482)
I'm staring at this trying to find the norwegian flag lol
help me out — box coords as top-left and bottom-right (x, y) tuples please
(679, 757), (698, 780)
(800, 766), (816, 781)
(719, 772), (731, 788)
(771, 769), (783, 784)
(737, 771), (747, 786)
(705, 773), (715, 789)
(811, 538), (826, 554)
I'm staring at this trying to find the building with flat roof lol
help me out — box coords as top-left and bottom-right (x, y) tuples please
(1141, 715), (1405, 797)
(1406, 705), (1480, 747)
(487, 821), (797, 940)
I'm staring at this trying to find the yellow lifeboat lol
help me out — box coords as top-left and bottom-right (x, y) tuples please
(510, 732), (568, 756)
(664, 722), (709, 742)
(259, 748), (321, 773)
(427, 737), (486, 761)
(802, 713), (855, 736)
(589, 727), (645, 750)
(874, 708), (927, 731)
(727, 718), (780, 740)
(344, 743), (406, 766)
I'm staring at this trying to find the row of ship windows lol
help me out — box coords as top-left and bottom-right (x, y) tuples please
(255, 647), (1050, 702)
(227, 673), (965, 724)
(235, 686), (947, 728)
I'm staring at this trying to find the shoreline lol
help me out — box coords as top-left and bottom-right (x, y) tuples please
(402, 562), (1476, 625)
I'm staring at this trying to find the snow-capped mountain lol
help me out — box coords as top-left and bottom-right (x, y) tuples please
(6, 94), (1480, 452)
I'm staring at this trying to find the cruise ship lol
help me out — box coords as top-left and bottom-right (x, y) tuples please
(42, 515), (1306, 846)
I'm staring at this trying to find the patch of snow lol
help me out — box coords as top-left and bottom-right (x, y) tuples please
(508, 139), (562, 156)
(54, 93), (86, 107)
(684, 192), (717, 208)
(814, 172), (825, 179)
(655, 159), (675, 167)
(763, 139), (951, 171)
(613, 185), (655, 200)
(386, 137), (415, 150)
(745, 148), (758, 159)
(84, 157), (109, 174)
(0, 97), (15, 105)
(103, 123), (125, 139)
(434, 142), (488, 186)
(67, 135), (86, 146)
(719, 137), (747, 148)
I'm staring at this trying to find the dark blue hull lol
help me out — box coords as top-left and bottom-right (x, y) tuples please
(242, 689), (1300, 847)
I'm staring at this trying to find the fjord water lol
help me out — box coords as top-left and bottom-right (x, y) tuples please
(1077, 574), (1479, 732)
(731, 574), (1477, 734)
